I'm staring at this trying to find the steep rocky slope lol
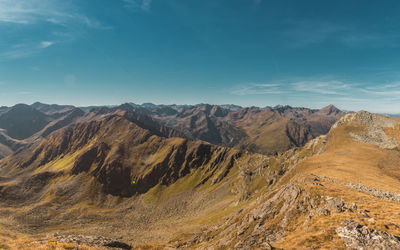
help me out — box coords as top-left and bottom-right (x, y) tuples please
(0, 111), (285, 248)
(145, 103), (344, 155)
(171, 111), (400, 249)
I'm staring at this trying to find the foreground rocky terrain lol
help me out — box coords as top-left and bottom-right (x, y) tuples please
(1, 103), (400, 249)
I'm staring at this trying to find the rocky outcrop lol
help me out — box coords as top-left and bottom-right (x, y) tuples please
(333, 111), (400, 149)
(336, 220), (400, 249)
(174, 178), (355, 249)
(33, 234), (132, 249)
(317, 175), (400, 204)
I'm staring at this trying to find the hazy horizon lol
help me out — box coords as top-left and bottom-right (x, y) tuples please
(3, 101), (397, 115)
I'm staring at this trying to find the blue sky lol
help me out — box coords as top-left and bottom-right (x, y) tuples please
(1, 0), (400, 112)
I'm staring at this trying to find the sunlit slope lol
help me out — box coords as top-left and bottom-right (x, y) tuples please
(2, 110), (399, 249)
(0, 113), (285, 247)
(297, 111), (400, 192)
(176, 111), (400, 249)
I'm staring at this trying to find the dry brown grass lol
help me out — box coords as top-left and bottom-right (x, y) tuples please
(2, 112), (400, 249)
(271, 119), (400, 248)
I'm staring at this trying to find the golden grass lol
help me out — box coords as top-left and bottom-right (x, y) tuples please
(273, 177), (400, 249)
(5, 114), (400, 249)
(33, 145), (92, 174)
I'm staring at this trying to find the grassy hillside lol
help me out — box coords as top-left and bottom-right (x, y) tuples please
(1, 110), (400, 249)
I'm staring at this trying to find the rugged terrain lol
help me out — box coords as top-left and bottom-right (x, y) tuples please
(0, 105), (278, 248)
(0, 102), (344, 159)
(171, 111), (400, 249)
(1, 103), (400, 249)
(144, 103), (344, 155)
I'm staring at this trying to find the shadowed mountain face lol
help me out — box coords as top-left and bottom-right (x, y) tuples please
(0, 104), (52, 140)
(142, 103), (345, 155)
(0, 104), (87, 159)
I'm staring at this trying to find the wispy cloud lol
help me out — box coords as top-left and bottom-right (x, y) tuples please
(283, 21), (349, 48)
(282, 20), (399, 48)
(0, 0), (93, 26)
(123, 0), (153, 11)
(366, 82), (400, 90)
(230, 79), (400, 112)
(1, 41), (55, 59)
(231, 80), (353, 96)
(231, 79), (400, 107)
(40, 41), (54, 49)
(231, 83), (285, 95)
(362, 82), (400, 97)
(292, 80), (351, 95)
(0, 0), (107, 60)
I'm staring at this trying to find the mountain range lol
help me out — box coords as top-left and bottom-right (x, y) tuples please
(1, 102), (400, 248)
(0, 102), (344, 159)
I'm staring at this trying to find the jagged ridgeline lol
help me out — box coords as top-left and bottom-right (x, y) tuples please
(0, 103), (308, 248)
(0, 102), (344, 159)
(9, 103), (400, 249)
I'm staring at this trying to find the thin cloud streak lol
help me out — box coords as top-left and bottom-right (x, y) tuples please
(230, 80), (400, 113)
(231, 80), (400, 99)
(231, 83), (285, 95)
(1, 41), (55, 60)
(123, 0), (153, 11)
(231, 80), (354, 96)
(292, 81), (351, 95)
(0, 0), (104, 27)
(0, 0), (108, 60)
(40, 41), (54, 49)
(282, 20), (400, 48)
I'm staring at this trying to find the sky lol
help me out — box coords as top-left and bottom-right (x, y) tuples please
(1, 0), (400, 112)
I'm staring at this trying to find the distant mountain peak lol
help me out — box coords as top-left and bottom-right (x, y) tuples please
(320, 104), (341, 115)
(219, 104), (242, 110)
(141, 102), (157, 108)
(31, 102), (75, 115)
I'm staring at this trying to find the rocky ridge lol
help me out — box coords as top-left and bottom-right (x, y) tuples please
(336, 220), (400, 249)
(334, 111), (400, 149)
